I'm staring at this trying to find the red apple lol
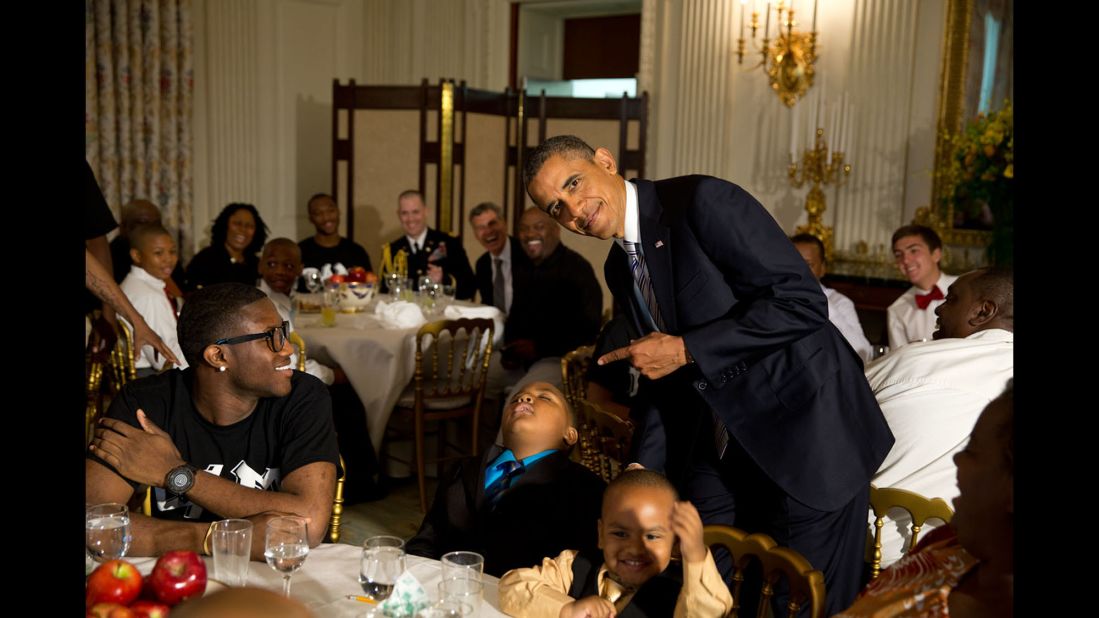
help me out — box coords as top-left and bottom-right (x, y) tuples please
(129, 600), (172, 618)
(148, 550), (207, 606)
(364, 271), (379, 284)
(86, 560), (143, 607)
(327, 273), (346, 284)
(346, 267), (367, 283)
(87, 602), (137, 618)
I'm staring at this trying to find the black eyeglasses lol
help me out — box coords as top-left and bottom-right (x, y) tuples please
(214, 321), (289, 353)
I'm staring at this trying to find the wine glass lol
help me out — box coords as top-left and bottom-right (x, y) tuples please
(86, 503), (132, 563)
(302, 268), (323, 294)
(359, 535), (406, 602)
(264, 516), (309, 597)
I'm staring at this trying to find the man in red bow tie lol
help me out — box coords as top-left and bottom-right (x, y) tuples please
(886, 225), (958, 350)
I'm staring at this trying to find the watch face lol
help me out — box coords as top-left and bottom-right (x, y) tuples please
(168, 468), (193, 494)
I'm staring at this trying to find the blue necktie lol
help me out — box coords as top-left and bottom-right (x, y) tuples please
(484, 459), (524, 505)
(622, 240), (665, 332)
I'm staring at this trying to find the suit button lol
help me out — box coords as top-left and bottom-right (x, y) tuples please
(697, 381), (708, 391)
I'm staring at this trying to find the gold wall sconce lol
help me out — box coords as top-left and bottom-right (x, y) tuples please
(736, 0), (819, 108)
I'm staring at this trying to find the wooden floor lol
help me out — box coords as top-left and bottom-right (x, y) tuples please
(334, 477), (437, 547)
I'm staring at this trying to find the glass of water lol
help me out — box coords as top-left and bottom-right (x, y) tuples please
(264, 516), (309, 597)
(86, 503), (132, 562)
(360, 535), (406, 602)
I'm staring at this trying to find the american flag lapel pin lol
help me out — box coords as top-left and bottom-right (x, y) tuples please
(654, 240), (664, 248)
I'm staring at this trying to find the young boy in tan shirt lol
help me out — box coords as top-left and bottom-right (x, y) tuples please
(499, 469), (733, 618)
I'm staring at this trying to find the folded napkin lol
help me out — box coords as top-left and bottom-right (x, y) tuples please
(379, 570), (429, 617)
(319, 262), (349, 282)
(443, 305), (505, 346)
(375, 300), (427, 330)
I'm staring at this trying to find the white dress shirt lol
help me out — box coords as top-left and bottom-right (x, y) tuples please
(258, 280), (335, 385)
(823, 285), (874, 363)
(865, 327), (1013, 567)
(886, 272), (959, 349)
(119, 266), (188, 371)
(405, 229), (429, 254)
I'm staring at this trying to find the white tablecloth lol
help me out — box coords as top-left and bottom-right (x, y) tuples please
(296, 300), (504, 455)
(122, 542), (507, 617)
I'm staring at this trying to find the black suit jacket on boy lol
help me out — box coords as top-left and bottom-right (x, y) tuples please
(405, 445), (606, 577)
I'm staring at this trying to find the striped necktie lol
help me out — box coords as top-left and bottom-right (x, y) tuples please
(622, 239), (664, 332)
(624, 241), (729, 458)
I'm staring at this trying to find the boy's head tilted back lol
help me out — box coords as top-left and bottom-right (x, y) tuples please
(129, 223), (178, 282)
(598, 469), (679, 587)
(501, 381), (578, 459)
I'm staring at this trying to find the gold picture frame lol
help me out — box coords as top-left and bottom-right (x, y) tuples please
(922, 0), (1012, 251)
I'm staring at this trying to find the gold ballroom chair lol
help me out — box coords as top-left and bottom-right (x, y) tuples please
(386, 318), (495, 512)
(703, 524), (826, 618)
(560, 345), (595, 410)
(575, 398), (634, 483)
(867, 484), (954, 579)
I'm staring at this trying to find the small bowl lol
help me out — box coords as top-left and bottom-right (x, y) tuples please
(339, 282), (375, 312)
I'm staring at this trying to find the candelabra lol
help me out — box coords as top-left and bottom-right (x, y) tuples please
(736, 0), (819, 107)
(788, 126), (851, 262)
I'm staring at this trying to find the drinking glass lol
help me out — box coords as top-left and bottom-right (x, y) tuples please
(440, 284), (457, 309)
(416, 600), (473, 617)
(322, 283), (341, 327)
(438, 577), (483, 613)
(302, 268), (323, 293)
(440, 551), (483, 583)
(359, 535), (406, 602)
(86, 503), (132, 563)
(873, 345), (890, 360)
(264, 516), (309, 597)
(211, 519), (253, 587)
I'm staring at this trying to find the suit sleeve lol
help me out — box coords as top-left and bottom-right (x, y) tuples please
(678, 179), (828, 381)
(405, 459), (466, 559)
(445, 239), (477, 300)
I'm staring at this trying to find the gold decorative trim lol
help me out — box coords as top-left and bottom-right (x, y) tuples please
(929, 0), (992, 250)
(439, 81), (455, 235)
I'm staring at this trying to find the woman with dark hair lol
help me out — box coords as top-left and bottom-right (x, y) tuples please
(184, 203), (269, 291)
(837, 379), (1014, 617)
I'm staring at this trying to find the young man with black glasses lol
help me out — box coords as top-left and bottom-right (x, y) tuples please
(86, 283), (340, 560)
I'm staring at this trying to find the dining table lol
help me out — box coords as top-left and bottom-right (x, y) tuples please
(294, 298), (505, 456)
(116, 542), (509, 617)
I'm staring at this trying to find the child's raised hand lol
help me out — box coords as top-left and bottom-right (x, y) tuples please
(559, 595), (617, 618)
(671, 500), (706, 563)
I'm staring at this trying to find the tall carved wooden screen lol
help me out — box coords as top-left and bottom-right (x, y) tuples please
(332, 78), (647, 312)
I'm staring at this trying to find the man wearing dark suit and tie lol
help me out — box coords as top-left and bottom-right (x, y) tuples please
(469, 201), (531, 312)
(524, 135), (894, 615)
(386, 190), (476, 300)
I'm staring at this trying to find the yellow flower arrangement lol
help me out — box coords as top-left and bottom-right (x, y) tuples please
(945, 100), (1013, 228)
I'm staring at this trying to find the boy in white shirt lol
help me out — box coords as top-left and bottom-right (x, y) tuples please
(886, 225), (958, 350)
(119, 224), (187, 375)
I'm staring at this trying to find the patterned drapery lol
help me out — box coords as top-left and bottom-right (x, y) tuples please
(86, 0), (194, 260)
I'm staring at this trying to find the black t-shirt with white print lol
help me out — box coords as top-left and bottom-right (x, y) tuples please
(89, 367), (339, 523)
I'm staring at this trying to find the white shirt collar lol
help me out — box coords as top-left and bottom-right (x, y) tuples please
(129, 265), (167, 290)
(406, 229), (429, 251)
(494, 237), (512, 265)
(615, 179), (641, 251)
(257, 279), (293, 313)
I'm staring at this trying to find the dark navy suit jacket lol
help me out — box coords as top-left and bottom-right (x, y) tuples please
(609, 176), (894, 512)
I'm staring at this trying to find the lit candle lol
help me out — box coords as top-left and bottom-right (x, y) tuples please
(790, 105), (798, 160)
(740, 0), (746, 39)
(826, 102), (835, 151)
